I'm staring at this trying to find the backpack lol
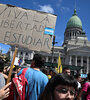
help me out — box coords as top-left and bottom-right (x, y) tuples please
(7, 68), (29, 100)
(82, 81), (90, 100)
(87, 82), (90, 93)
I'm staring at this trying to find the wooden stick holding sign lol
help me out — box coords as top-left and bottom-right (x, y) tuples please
(7, 47), (18, 84)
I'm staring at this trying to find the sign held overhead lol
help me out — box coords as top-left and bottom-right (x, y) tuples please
(0, 4), (57, 53)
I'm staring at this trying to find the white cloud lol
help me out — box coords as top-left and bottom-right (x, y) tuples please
(56, 0), (63, 7)
(60, 7), (70, 13)
(38, 5), (54, 14)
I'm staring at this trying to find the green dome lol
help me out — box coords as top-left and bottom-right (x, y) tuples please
(66, 9), (82, 29)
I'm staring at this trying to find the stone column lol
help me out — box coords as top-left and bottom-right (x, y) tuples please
(10, 51), (13, 61)
(18, 52), (20, 58)
(81, 56), (83, 66)
(65, 55), (69, 65)
(87, 57), (89, 74)
(22, 52), (25, 65)
(28, 53), (31, 60)
(31, 51), (34, 60)
(75, 56), (77, 66)
(46, 57), (48, 62)
(81, 56), (83, 73)
(71, 32), (73, 39)
(69, 55), (72, 65)
(23, 52), (25, 59)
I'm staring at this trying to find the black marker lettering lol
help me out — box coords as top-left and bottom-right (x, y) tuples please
(4, 31), (11, 42)
(11, 33), (17, 43)
(17, 34), (22, 43)
(10, 20), (15, 28)
(20, 12), (28, 20)
(26, 36), (32, 45)
(14, 10), (22, 19)
(0, 7), (8, 16)
(16, 21), (22, 30)
(22, 35), (26, 44)
(3, 19), (9, 28)
(44, 38), (50, 49)
(0, 20), (4, 27)
(35, 38), (42, 46)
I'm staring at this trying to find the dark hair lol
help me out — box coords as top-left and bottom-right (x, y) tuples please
(87, 72), (90, 80)
(41, 68), (49, 75)
(74, 73), (81, 79)
(33, 54), (45, 68)
(11, 72), (17, 80)
(0, 57), (5, 72)
(38, 73), (77, 100)
(63, 66), (70, 72)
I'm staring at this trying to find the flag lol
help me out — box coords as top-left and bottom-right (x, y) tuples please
(18, 58), (22, 66)
(57, 54), (62, 73)
(44, 27), (54, 35)
(55, 67), (58, 73)
(13, 65), (15, 68)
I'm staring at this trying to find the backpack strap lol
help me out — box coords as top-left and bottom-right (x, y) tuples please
(14, 68), (28, 100)
(22, 68), (28, 75)
(86, 82), (90, 93)
(21, 68), (29, 100)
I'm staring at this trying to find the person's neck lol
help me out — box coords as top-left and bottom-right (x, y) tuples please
(33, 67), (40, 71)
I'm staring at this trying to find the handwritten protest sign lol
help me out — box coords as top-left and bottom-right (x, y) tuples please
(0, 4), (57, 53)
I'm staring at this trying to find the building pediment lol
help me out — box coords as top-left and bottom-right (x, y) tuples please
(68, 46), (90, 53)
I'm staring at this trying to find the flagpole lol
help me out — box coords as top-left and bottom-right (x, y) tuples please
(51, 36), (54, 67)
(7, 47), (18, 84)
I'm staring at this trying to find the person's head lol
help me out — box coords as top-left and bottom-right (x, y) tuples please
(11, 72), (17, 80)
(63, 67), (71, 75)
(14, 65), (21, 73)
(74, 73), (81, 82)
(0, 57), (5, 72)
(41, 68), (49, 75)
(3, 66), (8, 74)
(38, 73), (77, 100)
(87, 72), (90, 81)
(49, 69), (57, 77)
(31, 54), (45, 68)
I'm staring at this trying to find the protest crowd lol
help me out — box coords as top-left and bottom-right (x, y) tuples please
(0, 2), (90, 100)
(0, 53), (90, 100)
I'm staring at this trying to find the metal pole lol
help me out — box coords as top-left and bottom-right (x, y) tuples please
(51, 37), (54, 67)
(51, 36), (57, 68)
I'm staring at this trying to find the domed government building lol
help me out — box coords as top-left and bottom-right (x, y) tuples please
(9, 9), (90, 74)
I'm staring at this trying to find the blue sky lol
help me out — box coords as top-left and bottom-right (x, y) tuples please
(0, 0), (90, 53)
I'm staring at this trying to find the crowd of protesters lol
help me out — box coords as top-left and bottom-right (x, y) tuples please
(0, 54), (90, 100)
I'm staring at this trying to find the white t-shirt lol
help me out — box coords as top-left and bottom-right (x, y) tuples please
(77, 81), (81, 89)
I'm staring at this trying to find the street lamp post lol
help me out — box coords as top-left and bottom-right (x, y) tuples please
(51, 35), (58, 68)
